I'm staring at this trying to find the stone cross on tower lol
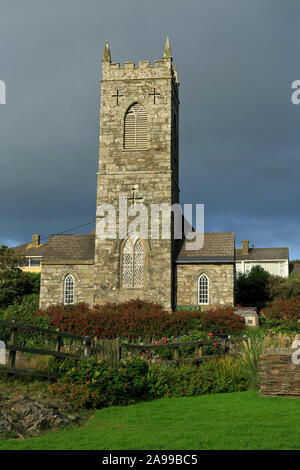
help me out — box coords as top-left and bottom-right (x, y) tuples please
(112, 90), (123, 106)
(149, 88), (160, 104)
(127, 185), (144, 206)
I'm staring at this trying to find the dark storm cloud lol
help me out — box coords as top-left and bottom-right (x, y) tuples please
(1, 0), (300, 256)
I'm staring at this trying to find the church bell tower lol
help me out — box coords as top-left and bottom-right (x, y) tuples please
(93, 38), (180, 309)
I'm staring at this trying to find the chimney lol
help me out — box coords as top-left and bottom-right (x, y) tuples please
(32, 233), (40, 247)
(241, 239), (249, 255)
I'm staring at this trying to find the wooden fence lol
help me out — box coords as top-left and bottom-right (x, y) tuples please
(0, 319), (233, 379)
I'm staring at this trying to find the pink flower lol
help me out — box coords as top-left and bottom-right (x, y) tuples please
(155, 341), (159, 344)
(214, 342), (217, 347)
(208, 333), (214, 337)
(162, 337), (166, 343)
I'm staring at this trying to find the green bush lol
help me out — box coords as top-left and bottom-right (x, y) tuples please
(0, 269), (41, 310)
(147, 356), (248, 398)
(236, 265), (270, 309)
(267, 275), (300, 301)
(48, 379), (104, 409)
(57, 357), (149, 406)
(236, 265), (300, 310)
(260, 296), (300, 331)
(48, 353), (252, 410)
(0, 295), (50, 346)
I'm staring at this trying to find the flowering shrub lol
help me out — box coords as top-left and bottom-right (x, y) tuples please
(57, 357), (149, 406)
(36, 300), (202, 341)
(49, 355), (249, 409)
(199, 306), (245, 336)
(261, 296), (300, 330)
(48, 379), (104, 409)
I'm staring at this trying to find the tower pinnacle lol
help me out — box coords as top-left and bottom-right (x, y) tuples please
(102, 40), (111, 62)
(163, 37), (172, 59)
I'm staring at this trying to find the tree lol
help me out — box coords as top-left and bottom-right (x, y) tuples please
(236, 265), (270, 309)
(0, 244), (24, 270)
(0, 245), (40, 310)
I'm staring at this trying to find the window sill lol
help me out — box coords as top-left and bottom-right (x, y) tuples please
(122, 148), (148, 152)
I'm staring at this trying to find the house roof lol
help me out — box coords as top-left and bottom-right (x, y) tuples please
(43, 234), (95, 263)
(176, 232), (235, 264)
(236, 247), (289, 261)
(12, 242), (48, 257)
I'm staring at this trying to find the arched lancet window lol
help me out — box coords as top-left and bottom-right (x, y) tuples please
(124, 103), (147, 150)
(122, 237), (145, 287)
(64, 274), (74, 304)
(198, 274), (209, 305)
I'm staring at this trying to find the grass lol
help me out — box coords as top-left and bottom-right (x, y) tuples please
(0, 391), (299, 450)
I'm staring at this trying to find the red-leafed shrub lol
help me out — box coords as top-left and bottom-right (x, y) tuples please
(261, 296), (300, 329)
(36, 300), (201, 341)
(200, 306), (245, 336)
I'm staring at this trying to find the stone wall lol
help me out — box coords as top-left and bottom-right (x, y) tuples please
(176, 264), (234, 309)
(94, 53), (180, 309)
(40, 262), (94, 308)
(259, 347), (300, 397)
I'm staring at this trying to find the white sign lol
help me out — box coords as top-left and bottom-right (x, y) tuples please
(0, 341), (6, 365)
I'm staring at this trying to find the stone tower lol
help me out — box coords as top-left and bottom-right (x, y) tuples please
(93, 38), (180, 309)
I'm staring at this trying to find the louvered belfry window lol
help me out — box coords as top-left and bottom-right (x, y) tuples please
(124, 103), (147, 149)
(122, 238), (145, 288)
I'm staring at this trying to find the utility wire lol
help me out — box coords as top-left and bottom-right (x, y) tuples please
(11, 218), (96, 247)
(40, 218), (96, 241)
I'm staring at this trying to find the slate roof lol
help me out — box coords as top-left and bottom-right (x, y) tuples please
(12, 242), (48, 257)
(236, 247), (289, 261)
(176, 232), (235, 263)
(43, 234), (95, 262)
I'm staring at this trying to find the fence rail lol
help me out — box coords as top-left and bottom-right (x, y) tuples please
(0, 319), (233, 379)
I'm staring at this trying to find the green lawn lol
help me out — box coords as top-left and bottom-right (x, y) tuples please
(0, 391), (299, 450)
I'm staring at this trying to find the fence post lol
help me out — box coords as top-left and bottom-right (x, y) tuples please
(112, 339), (120, 367)
(84, 336), (92, 358)
(55, 329), (62, 354)
(8, 326), (18, 368)
(173, 347), (179, 361)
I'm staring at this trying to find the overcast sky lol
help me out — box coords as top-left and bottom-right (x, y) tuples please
(1, 0), (300, 258)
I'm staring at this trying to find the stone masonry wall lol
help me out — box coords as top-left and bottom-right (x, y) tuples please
(40, 263), (94, 308)
(176, 264), (234, 309)
(94, 55), (180, 309)
(259, 347), (300, 397)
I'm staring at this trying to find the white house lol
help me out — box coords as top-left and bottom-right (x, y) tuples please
(236, 240), (289, 278)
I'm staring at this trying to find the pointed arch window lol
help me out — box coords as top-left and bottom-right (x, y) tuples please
(124, 103), (147, 150)
(198, 274), (209, 305)
(122, 238), (145, 287)
(64, 274), (74, 304)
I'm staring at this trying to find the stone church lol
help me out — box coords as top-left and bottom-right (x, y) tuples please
(39, 39), (235, 311)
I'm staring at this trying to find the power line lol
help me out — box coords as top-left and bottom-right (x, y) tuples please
(39, 218), (96, 241)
